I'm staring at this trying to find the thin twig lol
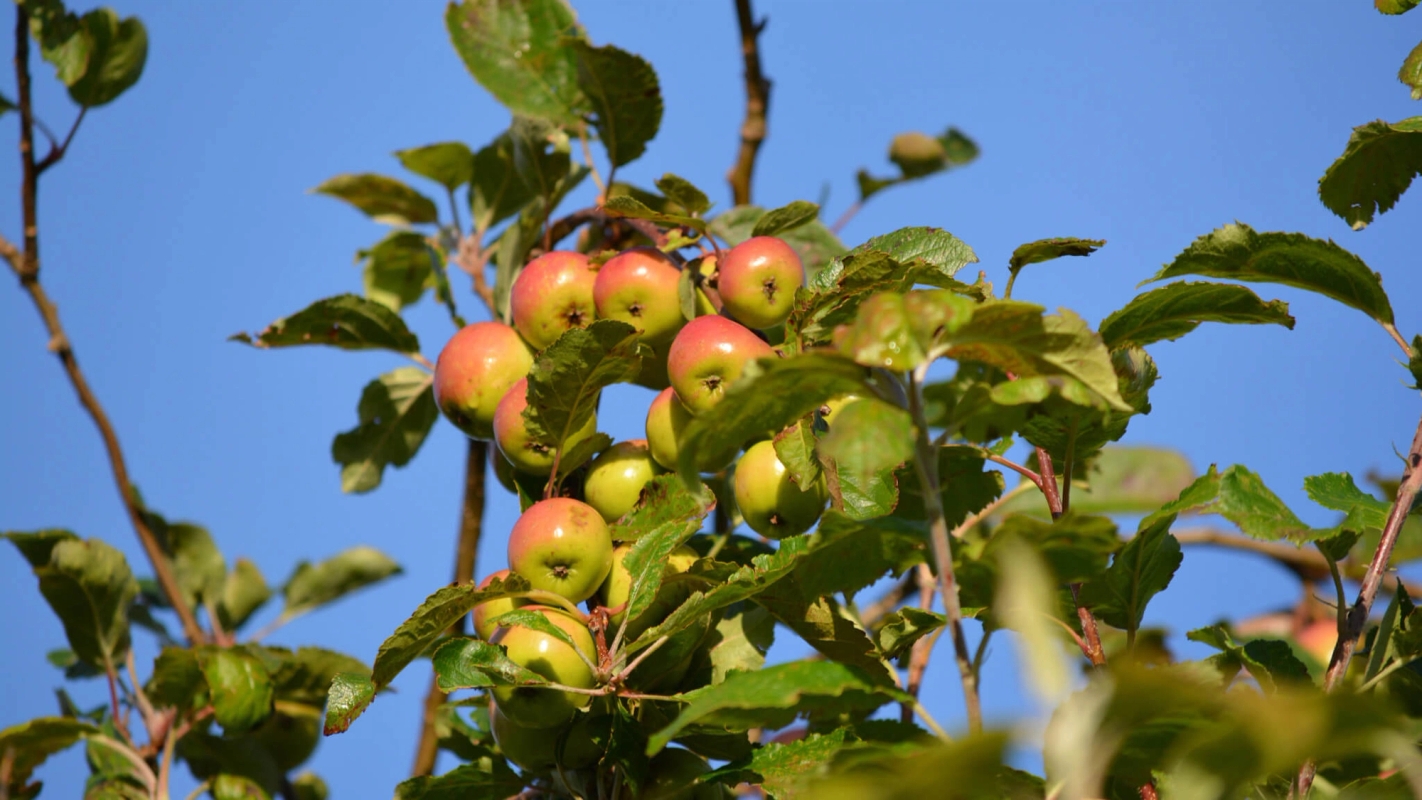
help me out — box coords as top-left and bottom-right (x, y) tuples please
(901, 563), (938, 723)
(614, 635), (670, 682)
(859, 570), (919, 630)
(1298, 408), (1422, 796)
(35, 105), (85, 175)
(7, 6), (206, 646)
(830, 201), (862, 235)
(727, 0), (771, 205)
(104, 664), (134, 747)
(985, 453), (1043, 488)
(453, 231), (495, 316)
(125, 649), (158, 743)
(1382, 322), (1415, 360)
(578, 123), (607, 196)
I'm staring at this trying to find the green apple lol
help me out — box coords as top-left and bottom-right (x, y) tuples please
(491, 605), (598, 728)
(597, 543), (699, 628)
(716, 236), (803, 330)
(645, 387), (694, 471)
(583, 439), (663, 523)
(493, 377), (598, 476)
(489, 701), (601, 771)
(508, 498), (614, 604)
(510, 250), (598, 351)
(733, 439), (828, 539)
(472, 569), (527, 641)
(667, 315), (774, 415)
(643, 747), (727, 800)
(818, 394), (860, 428)
(433, 321), (534, 440)
(593, 247), (685, 345)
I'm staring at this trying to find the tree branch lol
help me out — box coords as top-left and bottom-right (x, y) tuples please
(410, 439), (489, 778)
(727, 0), (770, 206)
(7, 5), (206, 646)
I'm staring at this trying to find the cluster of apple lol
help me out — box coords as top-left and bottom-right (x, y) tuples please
(429, 235), (830, 788)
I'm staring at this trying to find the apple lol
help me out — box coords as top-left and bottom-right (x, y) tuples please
(489, 701), (601, 771)
(888, 131), (948, 177)
(493, 377), (598, 476)
(508, 497), (614, 604)
(433, 321), (535, 440)
(583, 439), (664, 523)
(733, 439), (828, 539)
(1296, 620), (1339, 668)
(643, 747), (726, 800)
(818, 394), (860, 429)
(667, 315), (774, 415)
(510, 251), (598, 350)
(491, 606), (598, 728)
(597, 542), (699, 629)
(634, 336), (672, 391)
(716, 236), (803, 330)
(472, 569), (528, 641)
(692, 255), (722, 315)
(593, 247), (685, 345)
(645, 387), (694, 471)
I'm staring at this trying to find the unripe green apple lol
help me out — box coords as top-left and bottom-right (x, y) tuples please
(667, 315), (774, 415)
(508, 497), (614, 604)
(489, 701), (601, 771)
(818, 394), (860, 428)
(593, 247), (685, 346)
(733, 439), (828, 539)
(889, 131), (948, 178)
(510, 251), (598, 350)
(493, 377), (598, 476)
(716, 236), (803, 330)
(645, 387), (694, 471)
(472, 569), (527, 641)
(583, 439), (663, 523)
(433, 321), (535, 440)
(597, 543), (699, 628)
(491, 606), (598, 728)
(643, 748), (727, 800)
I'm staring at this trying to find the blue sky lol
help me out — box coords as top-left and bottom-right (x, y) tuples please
(2, 1), (1420, 796)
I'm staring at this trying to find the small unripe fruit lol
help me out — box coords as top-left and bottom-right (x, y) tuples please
(489, 701), (601, 771)
(644, 748), (726, 800)
(593, 248), (685, 345)
(508, 498), (614, 604)
(667, 316), (774, 415)
(717, 236), (803, 330)
(645, 387), (695, 471)
(582, 440), (663, 523)
(472, 569), (527, 641)
(889, 131), (947, 178)
(733, 439), (828, 539)
(491, 606), (597, 728)
(433, 321), (535, 440)
(493, 377), (598, 476)
(510, 251), (597, 350)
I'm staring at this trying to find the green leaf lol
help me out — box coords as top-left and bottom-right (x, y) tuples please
(816, 398), (914, 485)
(1400, 41), (1422, 100)
(1410, 335), (1422, 390)
(752, 201), (820, 238)
(621, 506), (706, 627)
(1021, 445), (1196, 517)
(358, 231), (438, 312)
(1144, 222), (1394, 325)
(523, 320), (644, 449)
(469, 131), (535, 232)
(1315, 529), (1361, 564)
(282, 545), (402, 620)
(1305, 472), (1391, 533)
(264, 646), (370, 708)
(394, 142), (474, 190)
(0, 716), (101, 792)
(603, 194), (706, 232)
(487, 608), (582, 653)
(1099, 281), (1294, 350)
(1145, 464), (1328, 543)
(217, 559), (272, 632)
(1186, 624), (1311, 692)
(993, 512), (1120, 584)
(322, 672), (375, 736)
(149, 518), (226, 612)
(430, 637), (548, 692)
(4, 528), (79, 569)
(646, 660), (909, 754)
(23, 0), (90, 86)
(332, 367), (438, 494)
(1080, 515), (1183, 636)
(1008, 237), (1105, 276)
(29, 538), (139, 670)
(825, 456), (899, 520)
(876, 607), (946, 662)
(231, 294), (420, 354)
(146, 647), (206, 711)
(1364, 583), (1419, 684)
(46, 647), (102, 679)
(444, 0), (588, 128)
(835, 291), (975, 373)
(198, 647), (275, 734)
(63, 9), (146, 108)
(675, 353), (877, 482)
(1319, 117), (1422, 230)
(655, 174), (711, 216)
(825, 227), (979, 286)
(1378, 0), (1420, 13)
(311, 174), (438, 226)
(701, 605), (775, 685)
(371, 575), (531, 689)
(1016, 346), (1158, 471)
(611, 474), (715, 542)
(392, 758), (525, 800)
(773, 417), (822, 490)
(570, 40), (662, 168)
(805, 733), (1027, 800)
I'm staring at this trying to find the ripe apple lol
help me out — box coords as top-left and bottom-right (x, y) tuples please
(489, 701), (601, 771)
(433, 321), (534, 440)
(493, 377), (598, 476)
(645, 387), (694, 471)
(510, 251), (598, 350)
(716, 236), (803, 330)
(472, 569), (527, 641)
(733, 439), (828, 539)
(1296, 620), (1338, 668)
(583, 439), (664, 523)
(491, 606), (598, 728)
(667, 315), (774, 415)
(643, 747), (725, 800)
(593, 247), (685, 345)
(508, 497), (614, 604)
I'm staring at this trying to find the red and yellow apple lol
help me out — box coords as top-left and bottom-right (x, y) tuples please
(510, 251), (598, 350)
(667, 315), (774, 415)
(493, 377), (598, 476)
(433, 321), (534, 440)
(593, 247), (685, 345)
(716, 236), (803, 330)
(507, 498), (614, 604)
(472, 569), (528, 641)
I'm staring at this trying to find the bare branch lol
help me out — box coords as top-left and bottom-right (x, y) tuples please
(727, 0), (771, 205)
